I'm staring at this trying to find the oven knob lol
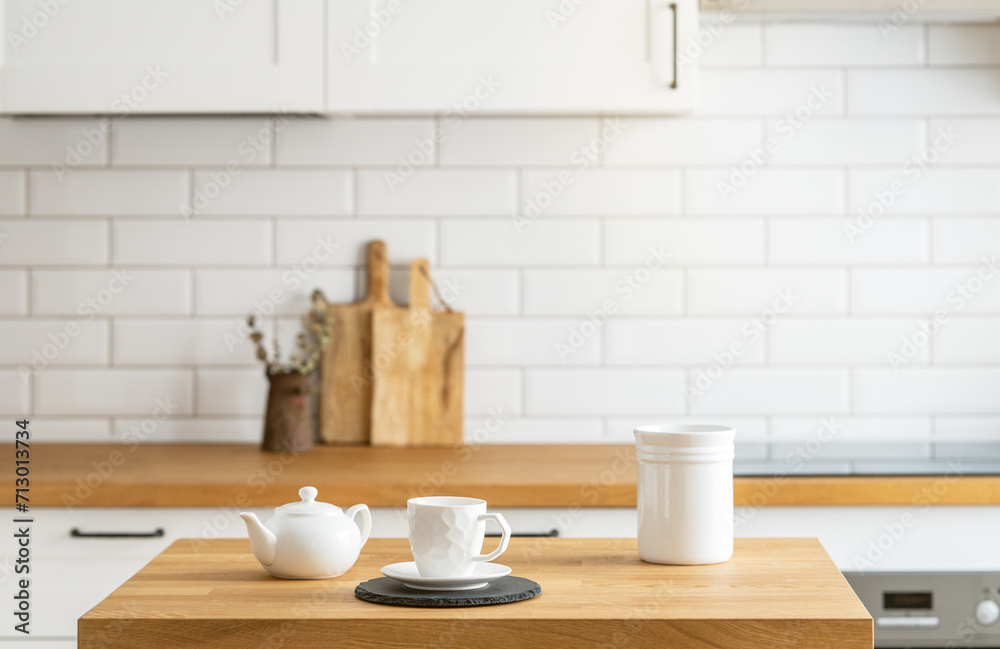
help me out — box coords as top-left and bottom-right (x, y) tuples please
(975, 599), (1000, 626)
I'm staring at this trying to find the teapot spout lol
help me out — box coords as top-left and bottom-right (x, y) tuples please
(240, 513), (277, 566)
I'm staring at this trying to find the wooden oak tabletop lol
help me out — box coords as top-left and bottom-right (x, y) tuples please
(5, 443), (999, 507)
(79, 537), (872, 649)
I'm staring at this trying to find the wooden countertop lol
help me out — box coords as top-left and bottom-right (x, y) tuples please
(79, 537), (872, 649)
(5, 444), (999, 508)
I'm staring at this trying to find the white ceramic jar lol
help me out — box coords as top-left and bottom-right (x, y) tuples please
(634, 424), (735, 565)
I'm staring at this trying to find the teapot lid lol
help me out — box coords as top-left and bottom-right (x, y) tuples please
(275, 486), (341, 515)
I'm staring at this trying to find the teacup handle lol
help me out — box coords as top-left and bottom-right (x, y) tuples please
(473, 512), (511, 562)
(346, 504), (372, 547)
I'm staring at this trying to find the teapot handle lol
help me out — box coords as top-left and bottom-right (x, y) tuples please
(346, 504), (372, 547)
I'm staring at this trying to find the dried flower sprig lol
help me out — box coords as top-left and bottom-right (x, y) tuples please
(247, 289), (331, 375)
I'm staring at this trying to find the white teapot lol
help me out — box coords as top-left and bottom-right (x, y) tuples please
(240, 486), (371, 579)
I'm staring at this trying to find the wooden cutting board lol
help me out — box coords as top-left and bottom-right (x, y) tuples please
(319, 240), (396, 444)
(370, 259), (464, 447)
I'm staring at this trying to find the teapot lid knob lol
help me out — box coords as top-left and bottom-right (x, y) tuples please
(299, 486), (318, 503)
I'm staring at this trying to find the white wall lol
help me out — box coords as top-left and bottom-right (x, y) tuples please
(1, 21), (999, 463)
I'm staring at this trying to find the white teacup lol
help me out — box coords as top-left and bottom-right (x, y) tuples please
(407, 496), (512, 578)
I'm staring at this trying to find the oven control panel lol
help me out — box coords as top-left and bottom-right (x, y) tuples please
(844, 572), (1000, 648)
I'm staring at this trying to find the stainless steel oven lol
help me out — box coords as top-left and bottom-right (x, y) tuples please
(845, 572), (1000, 648)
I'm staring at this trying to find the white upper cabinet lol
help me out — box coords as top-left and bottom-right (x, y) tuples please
(0, 0), (325, 114)
(327, 0), (699, 114)
(701, 0), (1000, 19)
(1, 0), (698, 115)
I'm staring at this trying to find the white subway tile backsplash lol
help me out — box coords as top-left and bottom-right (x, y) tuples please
(852, 268), (1000, 315)
(928, 25), (1000, 64)
(277, 117), (436, 166)
(605, 416), (768, 443)
(30, 170), (189, 216)
(112, 118), (273, 166)
(114, 220), (271, 265)
(0, 118), (108, 166)
(32, 269), (191, 315)
(0, 221), (107, 266)
(522, 270), (683, 316)
(849, 169), (1000, 215)
(276, 220), (436, 266)
(31, 418), (112, 442)
(605, 219), (764, 266)
(35, 369), (193, 416)
(934, 318), (1000, 363)
(765, 119), (925, 166)
(769, 318), (929, 365)
(466, 319), (601, 366)
(765, 24), (924, 66)
(689, 369), (850, 415)
(932, 219), (1000, 263)
(686, 169), (845, 215)
(606, 319), (766, 365)
(769, 218), (928, 265)
(192, 170), (352, 216)
(769, 414), (932, 458)
(440, 118), (598, 166)
(771, 417), (931, 442)
(687, 269), (847, 314)
(927, 120), (1000, 164)
(468, 418), (606, 444)
(197, 369), (268, 416)
(112, 418), (260, 444)
(114, 319), (257, 366)
(0, 171), (25, 216)
(700, 70), (844, 116)
(0, 371), (29, 414)
(0, 319), (109, 365)
(525, 369), (686, 416)
(771, 440), (930, 461)
(0, 271), (27, 314)
(604, 118), (762, 166)
(849, 70), (1000, 115)
(195, 269), (357, 315)
(522, 170), (680, 216)
(694, 23), (762, 68)
(441, 220), (599, 266)
(465, 369), (522, 416)
(934, 417), (1000, 442)
(358, 170), (515, 216)
(855, 368), (1000, 414)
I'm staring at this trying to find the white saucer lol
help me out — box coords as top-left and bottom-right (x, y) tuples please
(380, 561), (511, 591)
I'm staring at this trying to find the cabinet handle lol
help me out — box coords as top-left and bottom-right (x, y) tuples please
(669, 2), (678, 90)
(487, 529), (559, 538)
(70, 528), (165, 539)
(650, 1), (679, 89)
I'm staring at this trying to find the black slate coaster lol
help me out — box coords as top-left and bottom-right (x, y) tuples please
(355, 576), (541, 608)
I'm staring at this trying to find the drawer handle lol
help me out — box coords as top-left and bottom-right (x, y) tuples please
(71, 528), (165, 539)
(487, 529), (559, 538)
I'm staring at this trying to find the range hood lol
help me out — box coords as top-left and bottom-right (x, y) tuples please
(701, 0), (1000, 21)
